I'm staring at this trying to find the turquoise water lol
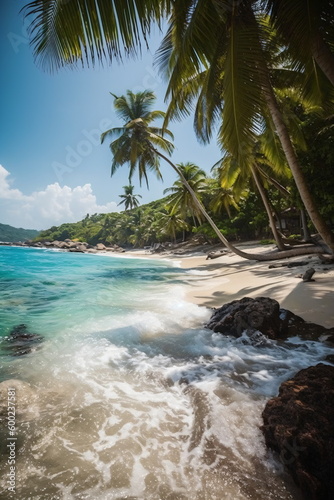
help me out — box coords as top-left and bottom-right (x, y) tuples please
(0, 247), (331, 499)
(0, 246), (182, 340)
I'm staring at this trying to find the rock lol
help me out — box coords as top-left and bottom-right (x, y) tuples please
(57, 241), (70, 249)
(261, 364), (334, 500)
(325, 354), (334, 364)
(0, 379), (39, 421)
(206, 297), (281, 339)
(302, 268), (315, 282)
(206, 298), (334, 341)
(96, 243), (106, 250)
(2, 324), (43, 356)
(69, 245), (86, 252)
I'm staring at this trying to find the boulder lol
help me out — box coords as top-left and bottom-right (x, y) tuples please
(69, 245), (86, 253)
(96, 243), (106, 250)
(261, 364), (334, 500)
(206, 297), (281, 339)
(206, 297), (334, 341)
(57, 241), (70, 249)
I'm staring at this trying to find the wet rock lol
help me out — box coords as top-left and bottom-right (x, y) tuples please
(206, 297), (334, 341)
(2, 324), (43, 356)
(261, 364), (334, 500)
(206, 297), (281, 339)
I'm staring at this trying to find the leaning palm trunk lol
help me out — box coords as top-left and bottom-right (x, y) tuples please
(258, 60), (334, 254)
(251, 166), (286, 251)
(311, 35), (334, 87)
(154, 148), (324, 261)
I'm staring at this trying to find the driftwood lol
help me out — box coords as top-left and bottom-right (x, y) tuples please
(268, 260), (310, 269)
(206, 249), (229, 260)
(318, 254), (334, 264)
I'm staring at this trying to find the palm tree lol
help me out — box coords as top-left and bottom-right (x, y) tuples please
(163, 163), (207, 226)
(23, 0), (333, 255)
(101, 90), (323, 260)
(157, 0), (334, 254)
(266, 0), (334, 88)
(118, 185), (142, 210)
(22, 0), (169, 71)
(156, 208), (189, 243)
(101, 90), (174, 187)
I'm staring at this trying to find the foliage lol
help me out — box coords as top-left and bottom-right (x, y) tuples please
(34, 187), (274, 248)
(0, 223), (39, 243)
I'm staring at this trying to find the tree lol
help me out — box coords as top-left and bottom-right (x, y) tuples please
(101, 90), (174, 186)
(101, 90), (323, 260)
(266, 0), (334, 88)
(156, 208), (189, 243)
(23, 0), (334, 256)
(118, 185), (142, 210)
(163, 162), (207, 226)
(22, 0), (169, 71)
(157, 0), (334, 254)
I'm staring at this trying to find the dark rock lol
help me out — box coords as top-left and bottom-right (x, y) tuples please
(2, 324), (43, 356)
(206, 297), (281, 339)
(206, 297), (334, 341)
(261, 364), (334, 500)
(302, 268), (315, 282)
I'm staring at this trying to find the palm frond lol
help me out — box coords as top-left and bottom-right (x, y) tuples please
(22, 0), (170, 71)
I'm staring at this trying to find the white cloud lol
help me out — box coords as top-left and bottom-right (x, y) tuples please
(0, 165), (118, 230)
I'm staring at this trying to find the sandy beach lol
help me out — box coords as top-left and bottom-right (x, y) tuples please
(128, 242), (334, 328)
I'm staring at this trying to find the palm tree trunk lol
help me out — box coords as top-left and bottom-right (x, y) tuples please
(300, 208), (312, 242)
(311, 34), (334, 87)
(153, 148), (324, 261)
(259, 61), (334, 255)
(251, 166), (286, 251)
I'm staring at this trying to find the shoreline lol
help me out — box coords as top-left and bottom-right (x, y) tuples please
(125, 243), (334, 328)
(2, 241), (334, 328)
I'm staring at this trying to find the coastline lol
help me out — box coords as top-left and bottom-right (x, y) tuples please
(125, 243), (334, 328)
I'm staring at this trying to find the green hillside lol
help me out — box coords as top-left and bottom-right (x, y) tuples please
(0, 223), (40, 242)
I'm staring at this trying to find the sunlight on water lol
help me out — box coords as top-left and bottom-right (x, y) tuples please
(0, 247), (331, 499)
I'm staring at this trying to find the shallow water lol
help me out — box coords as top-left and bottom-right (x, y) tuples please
(0, 247), (331, 499)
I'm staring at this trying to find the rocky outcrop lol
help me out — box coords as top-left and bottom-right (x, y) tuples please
(206, 297), (334, 342)
(2, 324), (43, 356)
(0, 239), (125, 253)
(261, 364), (334, 500)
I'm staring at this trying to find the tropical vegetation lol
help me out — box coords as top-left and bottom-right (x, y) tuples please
(23, 0), (334, 258)
(0, 223), (39, 243)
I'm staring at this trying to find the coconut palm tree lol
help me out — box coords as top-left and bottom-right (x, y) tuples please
(156, 208), (190, 243)
(163, 162), (207, 226)
(23, 0), (333, 255)
(101, 90), (323, 260)
(157, 0), (334, 254)
(22, 0), (169, 71)
(266, 0), (334, 88)
(118, 185), (142, 210)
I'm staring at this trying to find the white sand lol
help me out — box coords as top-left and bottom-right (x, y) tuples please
(127, 243), (334, 328)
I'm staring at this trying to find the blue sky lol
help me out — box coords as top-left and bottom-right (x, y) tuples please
(0, 1), (221, 230)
